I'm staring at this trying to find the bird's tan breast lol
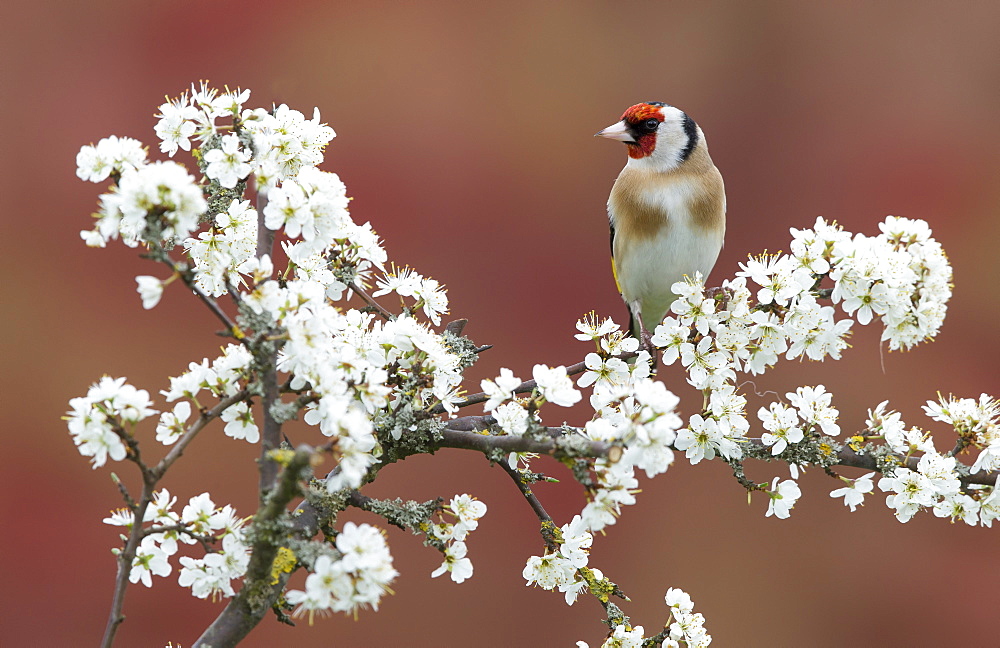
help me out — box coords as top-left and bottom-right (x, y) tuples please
(609, 164), (726, 255)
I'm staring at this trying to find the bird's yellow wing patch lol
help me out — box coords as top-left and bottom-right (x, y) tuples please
(609, 219), (622, 293)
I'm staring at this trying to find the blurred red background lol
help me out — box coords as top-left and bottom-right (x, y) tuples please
(2, 1), (999, 646)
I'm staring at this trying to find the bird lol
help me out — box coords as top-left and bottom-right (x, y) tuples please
(595, 101), (726, 356)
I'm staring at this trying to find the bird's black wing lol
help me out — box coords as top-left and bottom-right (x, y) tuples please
(609, 216), (638, 338)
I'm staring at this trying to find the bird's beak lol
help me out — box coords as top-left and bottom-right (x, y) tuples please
(595, 120), (635, 143)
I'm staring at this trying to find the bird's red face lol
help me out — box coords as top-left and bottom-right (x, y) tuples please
(620, 103), (665, 158)
(596, 102), (666, 159)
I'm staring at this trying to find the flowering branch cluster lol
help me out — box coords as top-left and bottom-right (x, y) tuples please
(106, 491), (249, 596)
(575, 588), (712, 648)
(70, 83), (995, 648)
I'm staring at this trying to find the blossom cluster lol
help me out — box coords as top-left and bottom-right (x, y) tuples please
(374, 264), (450, 326)
(157, 343), (257, 444)
(832, 216), (951, 351)
(866, 395), (1000, 526)
(283, 307), (464, 490)
(75, 84), (463, 496)
(72, 84), (466, 619)
(757, 385), (839, 456)
(585, 245), (991, 528)
(67, 376), (156, 468)
(286, 522), (398, 619)
(923, 394), (1000, 472)
(76, 135), (147, 183)
(81, 158), (208, 248)
(104, 490), (248, 597)
(576, 588), (712, 648)
(643, 264), (850, 497)
(429, 494), (488, 584)
(185, 198), (259, 296)
(481, 347), (680, 551)
(152, 83), (333, 188)
(522, 515), (596, 605)
(582, 374), (684, 527)
(624, 215), (950, 518)
(663, 587), (712, 648)
(264, 165), (383, 287)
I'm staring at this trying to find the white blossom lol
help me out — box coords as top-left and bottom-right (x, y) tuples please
(830, 473), (875, 512)
(76, 135), (147, 182)
(135, 275), (165, 309)
(758, 402), (804, 455)
(431, 541), (474, 583)
(203, 133), (251, 189)
(765, 478), (801, 519)
(448, 494), (487, 539)
(878, 469), (936, 523)
(156, 401), (191, 446)
(481, 368), (523, 412)
(130, 536), (172, 587)
(221, 401), (259, 443)
(575, 312), (619, 341)
(533, 364), (582, 407)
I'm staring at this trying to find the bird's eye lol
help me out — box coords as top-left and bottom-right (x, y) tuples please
(643, 118), (659, 131)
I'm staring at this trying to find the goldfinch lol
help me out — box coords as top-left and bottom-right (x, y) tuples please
(596, 102), (726, 352)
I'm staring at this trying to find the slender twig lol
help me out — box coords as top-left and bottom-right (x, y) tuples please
(147, 250), (246, 343)
(110, 473), (137, 511)
(140, 524), (216, 551)
(139, 523), (193, 538)
(830, 441), (998, 487)
(946, 436), (972, 458)
(224, 277), (247, 308)
(349, 282), (394, 321)
(101, 481), (154, 648)
(143, 233), (249, 353)
(441, 420), (612, 458)
(294, 392), (320, 409)
(723, 456), (764, 493)
(738, 436), (999, 487)
(152, 390), (249, 479)
(347, 490), (375, 510)
(185, 278), (242, 340)
(344, 492), (446, 539)
(109, 421), (153, 484)
(504, 453), (633, 625)
(500, 461), (553, 531)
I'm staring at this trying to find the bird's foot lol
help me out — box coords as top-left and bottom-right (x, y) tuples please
(639, 327), (660, 373)
(640, 328), (655, 354)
